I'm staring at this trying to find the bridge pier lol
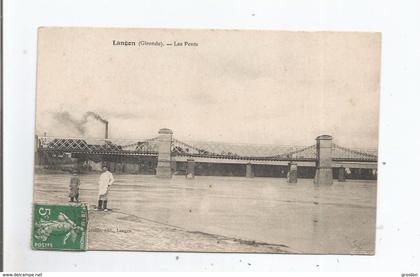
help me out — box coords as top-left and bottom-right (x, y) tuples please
(246, 163), (254, 178)
(287, 162), (298, 183)
(186, 158), (195, 179)
(338, 166), (346, 182)
(314, 135), (333, 185)
(156, 128), (173, 178)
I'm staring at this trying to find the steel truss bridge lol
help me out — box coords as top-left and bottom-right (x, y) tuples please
(36, 135), (378, 169)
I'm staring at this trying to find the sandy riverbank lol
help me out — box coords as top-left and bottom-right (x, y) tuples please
(87, 207), (295, 253)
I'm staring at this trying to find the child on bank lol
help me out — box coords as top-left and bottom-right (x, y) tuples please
(69, 171), (80, 202)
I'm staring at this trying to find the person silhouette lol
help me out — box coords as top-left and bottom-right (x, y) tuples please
(95, 165), (115, 211)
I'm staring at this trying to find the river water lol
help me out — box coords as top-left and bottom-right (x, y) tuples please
(34, 173), (377, 254)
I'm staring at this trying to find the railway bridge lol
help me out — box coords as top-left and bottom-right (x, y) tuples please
(35, 128), (378, 184)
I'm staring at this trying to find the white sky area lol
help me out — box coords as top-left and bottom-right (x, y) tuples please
(35, 28), (381, 148)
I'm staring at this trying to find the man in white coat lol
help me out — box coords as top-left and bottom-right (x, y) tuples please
(95, 165), (115, 211)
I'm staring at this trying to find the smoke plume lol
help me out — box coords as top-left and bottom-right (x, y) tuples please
(83, 111), (108, 124)
(53, 111), (108, 135)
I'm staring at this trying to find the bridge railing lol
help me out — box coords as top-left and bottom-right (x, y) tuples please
(332, 143), (378, 162)
(37, 136), (159, 155)
(171, 138), (317, 161)
(36, 136), (378, 162)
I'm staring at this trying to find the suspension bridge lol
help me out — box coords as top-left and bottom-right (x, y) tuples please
(35, 128), (378, 182)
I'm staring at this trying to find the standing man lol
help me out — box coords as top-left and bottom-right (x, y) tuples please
(95, 165), (115, 212)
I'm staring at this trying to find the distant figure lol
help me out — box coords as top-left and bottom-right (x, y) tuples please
(69, 171), (80, 202)
(95, 165), (115, 211)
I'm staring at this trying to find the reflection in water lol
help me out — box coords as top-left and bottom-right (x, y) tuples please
(34, 173), (377, 254)
(312, 184), (321, 251)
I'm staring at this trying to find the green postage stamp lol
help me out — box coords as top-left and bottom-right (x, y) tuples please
(32, 203), (88, 251)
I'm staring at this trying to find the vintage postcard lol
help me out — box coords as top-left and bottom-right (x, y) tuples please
(33, 27), (380, 254)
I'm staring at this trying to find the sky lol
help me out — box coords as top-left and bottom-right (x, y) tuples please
(35, 28), (381, 149)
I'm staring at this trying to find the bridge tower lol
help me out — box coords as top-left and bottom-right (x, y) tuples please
(287, 162), (298, 183)
(338, 165), (346, 182)
(186, 158), (195, 179)
(156, 128), (173, 178)
(314, 135), (333, 185)
(245, 163), (254, 178)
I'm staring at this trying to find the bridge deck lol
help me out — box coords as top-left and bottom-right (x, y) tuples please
(36, 136), (378, 169)
(173, 156), (377, 169)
